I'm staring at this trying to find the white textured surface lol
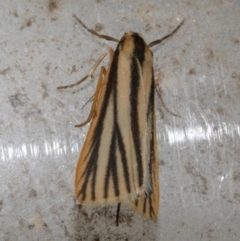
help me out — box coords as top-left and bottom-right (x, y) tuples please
(0, 0), (240, 240)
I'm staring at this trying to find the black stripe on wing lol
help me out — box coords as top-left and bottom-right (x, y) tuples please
(130, 33), (146, 187)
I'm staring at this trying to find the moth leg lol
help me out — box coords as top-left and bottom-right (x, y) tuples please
(154, 76), (181, 118)
(75, 66), (106, 127)
(81, 94), (94, 110)
(57, 49), (112, 89)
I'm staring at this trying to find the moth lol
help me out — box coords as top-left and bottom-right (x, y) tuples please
(58, 15), (184, 225)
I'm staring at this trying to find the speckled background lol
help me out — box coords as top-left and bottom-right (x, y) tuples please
(0, 0), (240, 240)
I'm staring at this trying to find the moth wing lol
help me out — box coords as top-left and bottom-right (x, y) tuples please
(75, 48), (143, 204)
(128, 99), (159, 221)
(124, 42), (159, 220)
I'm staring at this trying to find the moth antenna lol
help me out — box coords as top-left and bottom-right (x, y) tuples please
(73, 14), (119, 42)
(148, 19), (185, 48)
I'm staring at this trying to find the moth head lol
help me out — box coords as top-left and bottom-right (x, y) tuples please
(118, 32), (148, 55)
